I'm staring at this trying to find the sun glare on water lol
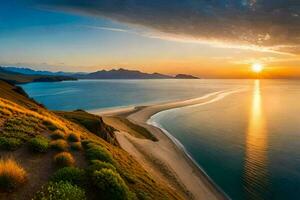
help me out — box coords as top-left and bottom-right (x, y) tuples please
(252, 63), (263, 73)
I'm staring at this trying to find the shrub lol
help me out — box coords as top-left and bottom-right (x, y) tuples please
(50, 139), (68, 151)
(33, 181), (86, 200)
(81, 139), (91, 149)
(43, 121), (58, 131)
(121, 171), (137, 184)
(92, 169), (132, 200)
(136, 190), (151, 200)
(54, 152), (75, 168)
(51, 167), (85, 186)
(86, 160), (116, 176)
(67, 133), (80, 142)
(70, 142), (82, 151)
(28, 136), (49, 153)
(0, 137), (22, 151)
(50, 130), (65, 140)
(0, 159), (27, 191)
(85, 144), (115, 164)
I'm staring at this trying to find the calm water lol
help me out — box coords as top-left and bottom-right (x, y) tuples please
(21, 79), (300, 199)
(151, 80), (300, 200)
(20, 79), (238, 111)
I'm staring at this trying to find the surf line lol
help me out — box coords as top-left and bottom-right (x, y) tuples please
(151, 87), (248, 118)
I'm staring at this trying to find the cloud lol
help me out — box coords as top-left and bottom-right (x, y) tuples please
(84, 26), (130, 33)
(30, 0), (300, 54)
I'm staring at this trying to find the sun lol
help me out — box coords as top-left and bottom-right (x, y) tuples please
(251, 63), (263, 73)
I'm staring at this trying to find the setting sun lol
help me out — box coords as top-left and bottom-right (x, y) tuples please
(252, 64), (263, 73)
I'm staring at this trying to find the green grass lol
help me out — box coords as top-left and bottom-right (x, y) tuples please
(33, 181), (86, 200)
(28, 136), (49, 153)
(86, 160), (117, 176)
(43, 120), (58, 131)
(51, 167), (86, 186)
(85, 143), (115, 165)
(0, 137), (22, 151)
(92, 168), (133, 200)
(3, 116), (41, 141)
(55, 110), (117, 144)
(0, 80), (183, 200)
(54, 152), (75, 168)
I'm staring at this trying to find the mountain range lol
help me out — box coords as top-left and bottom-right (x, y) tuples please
(0, 67), (76, 84)
(1, 67), (199, 80)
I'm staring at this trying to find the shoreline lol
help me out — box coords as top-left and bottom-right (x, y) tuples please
(91, 88), (246, 199)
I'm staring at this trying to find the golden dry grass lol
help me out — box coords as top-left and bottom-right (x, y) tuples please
(50, 130), (65, 140)
(50, 139), (69, 151)
(54, 152), (75, 167)
(0, 158), (27, 191)
(67, 133), (80, 142)
(0, 81), (183, 199)
(70, 142), (82, 151)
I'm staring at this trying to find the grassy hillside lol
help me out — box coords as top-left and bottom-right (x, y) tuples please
(0, 80), (182, 200)
(0, 67), (76, 84)
(55, 110), (118, 145)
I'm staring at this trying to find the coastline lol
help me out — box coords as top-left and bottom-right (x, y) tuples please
(91, 88), (246, 199)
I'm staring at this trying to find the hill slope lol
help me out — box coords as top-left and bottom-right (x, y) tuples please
(0, 80), (182, 200)
(0, 67), (76, 84)
(2, 66), (87, 77)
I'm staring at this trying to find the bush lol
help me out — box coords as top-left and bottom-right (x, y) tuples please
(70, 142), (82, 151)
(54, 152), (75, 168)
(67, 133), (80, 142)
(92, 169), (132, 200)
(0, 137), (22, 151)
(43, 121), (58, 131)
(50, 130), (65, 140)
(0, 159), (27, 191)
(50, 139), (68, 151)
(86, 160), (116, 176)
(51, 167), (85, 186)
(28, 136), (49, 153)
(85, 144), (115, 165)
(136, 190), (152, 200)
(81, 139), (91, 149)
(33, 181), (86, 200)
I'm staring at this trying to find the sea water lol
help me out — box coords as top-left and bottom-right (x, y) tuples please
(21, 79), (300, 199)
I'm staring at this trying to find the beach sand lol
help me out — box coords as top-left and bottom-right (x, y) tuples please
(90, 90), (239, 200)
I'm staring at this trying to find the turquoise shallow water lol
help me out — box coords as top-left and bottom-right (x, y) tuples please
(21, 79), (300, 200)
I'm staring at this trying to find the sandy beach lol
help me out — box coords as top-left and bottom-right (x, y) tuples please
(91, 89), (244, 200)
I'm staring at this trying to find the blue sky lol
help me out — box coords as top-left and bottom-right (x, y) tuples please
(0, 1), (299, 77)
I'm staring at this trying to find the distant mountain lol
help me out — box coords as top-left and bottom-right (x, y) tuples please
(74, 68), (173, 79)
(75, 68), (199, 79)
(175, 74), (199, 79)
(0, 67), (77, 84)
(2, 66), (199, 80)
(2, 66), (86, 77)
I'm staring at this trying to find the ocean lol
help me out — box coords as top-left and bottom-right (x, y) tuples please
(21, 79), (300, 200)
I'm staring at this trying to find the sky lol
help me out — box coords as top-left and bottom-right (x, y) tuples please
(0, 0), (300, 78)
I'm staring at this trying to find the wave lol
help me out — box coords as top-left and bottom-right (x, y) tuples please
(151, 87), (247, 118)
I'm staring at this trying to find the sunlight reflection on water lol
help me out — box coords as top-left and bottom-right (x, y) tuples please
(243, 80), (270, 199)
